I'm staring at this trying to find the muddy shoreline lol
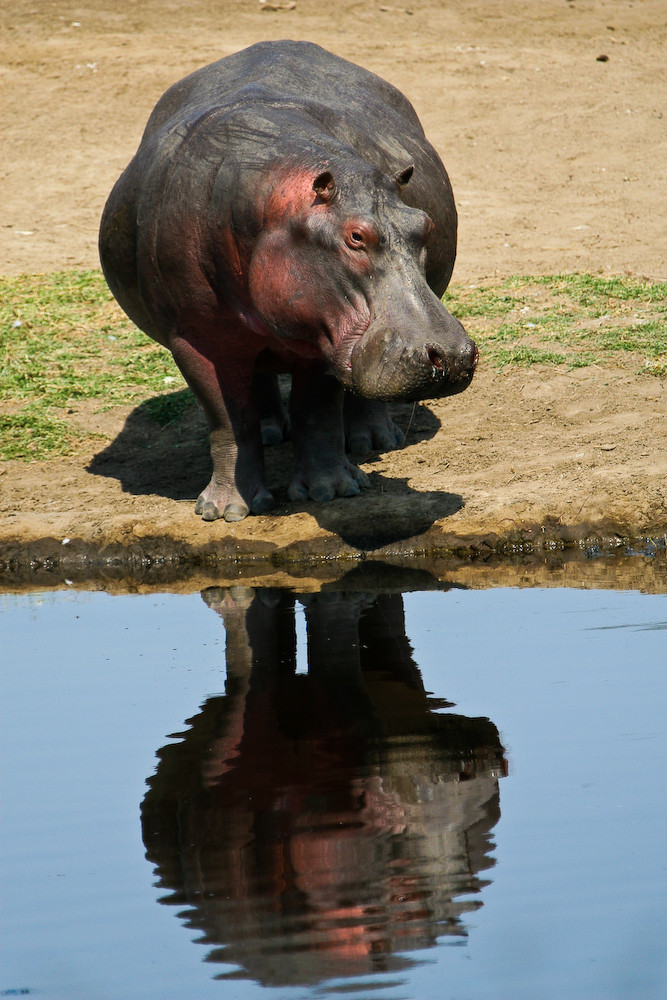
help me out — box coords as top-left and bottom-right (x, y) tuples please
(2, 520), (665, 594)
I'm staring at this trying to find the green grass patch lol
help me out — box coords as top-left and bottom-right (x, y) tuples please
(141, 389), (197, 427)
(0, 410), (78, 460)
(1, 269), (665, 462)
(0, 269), (187, 460)
(445, 273), (667, 374)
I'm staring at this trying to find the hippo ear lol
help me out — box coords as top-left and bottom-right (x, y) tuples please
(395, 164), (414, 187)
(313, 170), (336, 202)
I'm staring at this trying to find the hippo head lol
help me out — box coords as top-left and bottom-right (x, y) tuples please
(247, 160), (477, 402)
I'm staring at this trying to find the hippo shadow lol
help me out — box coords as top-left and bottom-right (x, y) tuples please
(141, 579), (507, 989)
(87, 391), (458, 545)
(314, 397), (463, 550)
(307, 478), (463, 551)
(87, 390), (211, 501)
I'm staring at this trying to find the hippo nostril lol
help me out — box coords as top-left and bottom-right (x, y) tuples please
(427, 346), (445, 370)
(459, 339), (478, 372)
(427, 342), (477, 378)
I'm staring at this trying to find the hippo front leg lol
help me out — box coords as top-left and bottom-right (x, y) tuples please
(288, 366), (370, 504)
(170, 334), (275, 521)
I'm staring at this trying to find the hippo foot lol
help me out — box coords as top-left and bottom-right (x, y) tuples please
(260, 413), (291, 447)
(195, 480), (275, 522)
(344, 398), (405, 455)
(288, 459), (370, 504)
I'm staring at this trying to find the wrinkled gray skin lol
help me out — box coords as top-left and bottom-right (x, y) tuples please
(99, 40), (477, 521)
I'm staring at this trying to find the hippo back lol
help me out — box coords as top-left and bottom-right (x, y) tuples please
(143, 41), (457, 292)
(99, 41), (457, 339)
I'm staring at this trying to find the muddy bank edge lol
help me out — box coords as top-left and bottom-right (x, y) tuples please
(1, 507), (666, 592)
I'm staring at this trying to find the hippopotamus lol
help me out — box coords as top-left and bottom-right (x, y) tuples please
(99, 40), (477, 522)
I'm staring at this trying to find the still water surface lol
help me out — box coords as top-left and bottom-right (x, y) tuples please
(1, 578), (666, 999)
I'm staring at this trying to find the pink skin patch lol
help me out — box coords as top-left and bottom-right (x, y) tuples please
(262, 167), (327, 225)
(247, 177), (374, 370)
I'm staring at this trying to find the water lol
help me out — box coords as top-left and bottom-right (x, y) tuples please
(1, 577), (666, 999)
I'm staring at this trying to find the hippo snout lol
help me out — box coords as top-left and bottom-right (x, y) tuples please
(349, 323), (478, 403)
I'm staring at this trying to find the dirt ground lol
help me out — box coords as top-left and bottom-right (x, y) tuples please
(1, 0), (666, 585)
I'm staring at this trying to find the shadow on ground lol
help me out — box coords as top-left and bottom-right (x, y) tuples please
(88, 391), (459, 549)
(88, 390), (209, 501)
(308, 482), (463, 551)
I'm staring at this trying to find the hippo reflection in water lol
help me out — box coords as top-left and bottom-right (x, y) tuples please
(141, 584), (507, 987)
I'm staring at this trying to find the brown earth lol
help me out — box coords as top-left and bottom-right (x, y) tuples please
(1, 0), (666, 586)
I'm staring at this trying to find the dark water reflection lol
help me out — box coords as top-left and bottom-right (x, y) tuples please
(141, 586), (507, 987)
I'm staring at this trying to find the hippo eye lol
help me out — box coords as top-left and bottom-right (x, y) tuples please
(347, 230), (365, 249)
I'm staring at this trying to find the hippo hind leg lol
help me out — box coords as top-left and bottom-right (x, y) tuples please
(252, 371), (291, 446)
(344, 395), (405, 454)
(288, 366), (370, 504)
(253, 376), (403, 457)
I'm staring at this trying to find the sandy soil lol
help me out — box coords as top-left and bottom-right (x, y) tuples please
(1, 0), (666, 584)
